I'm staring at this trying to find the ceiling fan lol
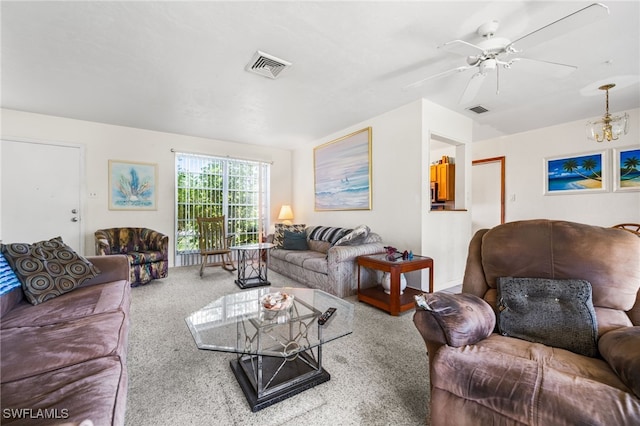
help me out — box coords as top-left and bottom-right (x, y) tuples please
(405, 3), (610, 105)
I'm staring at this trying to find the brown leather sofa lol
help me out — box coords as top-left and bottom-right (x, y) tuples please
(414, 219), (640, 425)
(1, 255), (131, 425)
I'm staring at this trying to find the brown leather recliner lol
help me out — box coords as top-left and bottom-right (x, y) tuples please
(414, 219), (640, 425)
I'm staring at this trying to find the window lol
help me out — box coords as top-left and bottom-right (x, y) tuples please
(175, 153), (270, 266)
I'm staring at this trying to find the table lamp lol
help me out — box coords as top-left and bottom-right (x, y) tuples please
(278, 205), (294, 225)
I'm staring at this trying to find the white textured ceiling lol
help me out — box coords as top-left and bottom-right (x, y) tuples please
(2, 1), (639, 149)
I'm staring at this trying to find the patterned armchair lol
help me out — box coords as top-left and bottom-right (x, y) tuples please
(95, 227), (169, 286)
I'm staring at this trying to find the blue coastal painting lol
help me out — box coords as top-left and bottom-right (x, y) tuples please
(546, 151), (605, 194)
(616, 148), (640, 191)
(109, 160), (157, 210)
(314, 128), (372, 210)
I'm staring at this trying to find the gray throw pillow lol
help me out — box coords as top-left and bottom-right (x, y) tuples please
(497, 277), (598, 357)
(282, 230), (309, 251)
(334, 224), (370, 246)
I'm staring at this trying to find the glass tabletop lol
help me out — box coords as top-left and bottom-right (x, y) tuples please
(185, 287), (354, 357)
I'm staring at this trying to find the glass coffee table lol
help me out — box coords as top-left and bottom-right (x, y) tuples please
(185, 287), (354, 412)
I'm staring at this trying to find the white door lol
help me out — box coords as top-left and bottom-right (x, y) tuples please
(1, 140), (82, 251)
(472, 158), (504, 236)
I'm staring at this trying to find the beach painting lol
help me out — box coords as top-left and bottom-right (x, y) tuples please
(544, 151), (607, 195)
(314, 127), (372, 210)
(109, 160), (158, 210)
(614, 147), (640, 192)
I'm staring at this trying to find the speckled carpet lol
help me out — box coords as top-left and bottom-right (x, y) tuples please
(125, 266), (430, 425)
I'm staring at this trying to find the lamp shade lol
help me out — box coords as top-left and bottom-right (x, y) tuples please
(278, 205), (294, 224)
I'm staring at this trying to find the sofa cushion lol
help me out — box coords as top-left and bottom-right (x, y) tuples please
(282, 230), (309, 250)
(0, 253), (21, 296)
(334, 224), (370, 246)
(599, 327), (640, 398)
(497, 277), (598, 357)
(273, 223), (306, 248)
(127, 251), (164, 266)
(1, 279), (130, 329)
(1, 310), (128, 383)
(302, 256), (329, 275)
(308, 239), (332, 254)
(308, 226), (351, 245)
(1, 237), (101, 305)
(432, 334), (639, 425)
(1, 356), (127, 426)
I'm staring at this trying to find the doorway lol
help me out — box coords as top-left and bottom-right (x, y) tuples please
(1, 140), (83, 251)
(471, 156), (505, 235)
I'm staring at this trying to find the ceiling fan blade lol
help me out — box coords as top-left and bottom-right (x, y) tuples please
(510, 57), (577, 78)
(508, 3), (609, 51)
(459, 72), (486, 104)
(439, 39), (485, 57)
(403, 65), (474, 90)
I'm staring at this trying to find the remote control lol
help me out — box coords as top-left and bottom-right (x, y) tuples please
(318, 307), (336, 325)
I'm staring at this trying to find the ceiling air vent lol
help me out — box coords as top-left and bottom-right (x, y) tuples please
(245, 50), (292, 79)
(468, 105), (489, 114)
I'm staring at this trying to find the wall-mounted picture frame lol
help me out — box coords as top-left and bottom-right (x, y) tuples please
(613, 147), (640, 192)
(543, 150), (607, 195)
(109, 160), (158, 210)
(314, 127), (372, 211)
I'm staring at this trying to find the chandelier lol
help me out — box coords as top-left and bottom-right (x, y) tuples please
(586, 83), (629, 142)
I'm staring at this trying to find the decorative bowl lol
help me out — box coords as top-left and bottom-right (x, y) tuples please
(260, 292), (294, 311)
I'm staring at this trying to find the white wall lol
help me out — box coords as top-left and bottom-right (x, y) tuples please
(1, 109), (293, 265)
(292, 99), (474, 292)
(473, 108), (640, 226)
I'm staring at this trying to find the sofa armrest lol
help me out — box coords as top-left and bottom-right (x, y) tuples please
(81, 255), (130, 287)
(599, 326), (640, 399)
(413, 292), (495, 347)
(327, 242), (385, 263)
(94, 230), (113, 255)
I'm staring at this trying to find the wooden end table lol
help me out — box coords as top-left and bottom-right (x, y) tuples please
(357, 253), (434, 316)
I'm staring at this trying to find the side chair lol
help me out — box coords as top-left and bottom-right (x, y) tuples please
(197, 216), (236, 277)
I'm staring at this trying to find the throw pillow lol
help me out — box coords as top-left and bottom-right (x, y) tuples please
(282, 230), (309, 250)
(497, 277), (598, 357)
(0, 253), (21, 295)
(334, 224), (370, 246)
(307, 226), (352, 245)
(273, 224), (306, 248)
(1, 237), (101, 305)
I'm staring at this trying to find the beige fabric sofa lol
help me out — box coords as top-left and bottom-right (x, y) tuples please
(413, 219), (640, 425)
(268, 225), (385, 298)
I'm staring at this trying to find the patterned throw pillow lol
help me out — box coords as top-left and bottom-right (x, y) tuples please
(1, 237), (101, 305)
(308, 226), (352, 245)
(273, 224), (306, 248)
(334, 224), (370, 246)
(0, 253), (21, 296)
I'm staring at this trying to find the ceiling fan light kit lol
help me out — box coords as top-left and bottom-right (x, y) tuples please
(586, 83), (629, 142)
(405, 3), (610, 106)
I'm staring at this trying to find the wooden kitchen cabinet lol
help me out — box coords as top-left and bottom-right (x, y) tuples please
(430, 163), (455, 201)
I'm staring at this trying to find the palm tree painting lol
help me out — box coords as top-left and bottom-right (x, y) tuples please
(546, 152), (605, 194)
(615, 148), (640, 191)
(109, 160), (158, 210)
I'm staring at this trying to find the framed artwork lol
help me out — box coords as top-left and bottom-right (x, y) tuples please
(108, 160), (158, 210)
(544, 150), (607, 195)
(613, 147), (640, 192)
(314, 127), (372, 211)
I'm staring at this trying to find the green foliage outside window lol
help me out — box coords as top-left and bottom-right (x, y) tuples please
(176, 154), (269, 254)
